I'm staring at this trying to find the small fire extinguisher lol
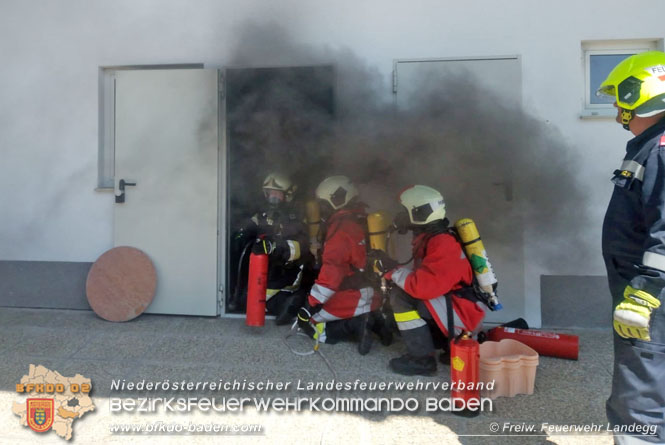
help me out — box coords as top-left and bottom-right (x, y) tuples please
(246, 248), (268, 327)
(487, 327), (579, 360)
(450, 331), (480, 416)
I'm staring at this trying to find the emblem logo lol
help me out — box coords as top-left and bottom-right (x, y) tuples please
(452, 356), (465, 372)
(27, 398), (54, 433)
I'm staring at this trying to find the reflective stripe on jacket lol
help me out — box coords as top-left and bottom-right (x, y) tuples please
(309, 207), (380, 321)
(391, 231), (484, 334)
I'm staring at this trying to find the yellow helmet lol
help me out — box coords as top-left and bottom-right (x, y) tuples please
(399, 185), (446, 225)
(315, 176), (358, 210)
(597, 51), (665, 128)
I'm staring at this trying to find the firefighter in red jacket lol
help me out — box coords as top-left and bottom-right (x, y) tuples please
(379, 185), (486, 375)
(297, 176), (389, 355)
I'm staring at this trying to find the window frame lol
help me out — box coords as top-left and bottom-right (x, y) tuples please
(580, 40), (660, 119)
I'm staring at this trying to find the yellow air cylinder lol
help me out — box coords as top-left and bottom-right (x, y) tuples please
(367, 211), (391, 252)
(305, 199), (321, 256)
(454, 218), (500, 309)
(368, 210), (392, 291)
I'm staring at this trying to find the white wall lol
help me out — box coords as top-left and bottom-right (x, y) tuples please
(1, 0), (664, 324)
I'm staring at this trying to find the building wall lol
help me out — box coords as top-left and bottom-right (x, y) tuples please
(1, 0), (664, 325)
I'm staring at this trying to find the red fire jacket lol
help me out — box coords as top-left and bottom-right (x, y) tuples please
(387, 231), (485, 335)
(308, 207), (381, 323)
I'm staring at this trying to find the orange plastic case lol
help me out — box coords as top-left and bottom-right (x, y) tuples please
(479, 339), (539, 399)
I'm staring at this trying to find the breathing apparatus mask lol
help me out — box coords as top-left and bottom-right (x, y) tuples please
(264, 189), (285, 207)
(318, 200), (335, 223)
(392, 209), (412, 234)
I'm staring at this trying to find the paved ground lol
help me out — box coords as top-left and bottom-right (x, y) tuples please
(0, 307), (615, 444)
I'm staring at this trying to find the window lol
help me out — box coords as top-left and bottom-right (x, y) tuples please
(97, 64), (204, 190)
(581, 40), (661, 118)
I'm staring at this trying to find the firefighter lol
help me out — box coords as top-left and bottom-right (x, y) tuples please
(234, 172), (312, 325)
(376, 185), (485, 376)
(296, 175), (389, 355)
(597, 51), (665, 444)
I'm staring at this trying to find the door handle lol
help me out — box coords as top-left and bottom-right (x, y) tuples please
(115, 179), (137, 203)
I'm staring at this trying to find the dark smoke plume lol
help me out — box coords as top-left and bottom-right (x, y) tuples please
(226, 22), (590, 270)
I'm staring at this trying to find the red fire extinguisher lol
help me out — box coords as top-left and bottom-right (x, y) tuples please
(450, 332), (480, 416)
(246, 251), (268, 327)
(487, 327), (579, 360)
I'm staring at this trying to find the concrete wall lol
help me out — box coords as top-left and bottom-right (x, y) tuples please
(1, 0), (664, 325)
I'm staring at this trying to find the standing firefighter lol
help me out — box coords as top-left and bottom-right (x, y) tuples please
(377, 185), (486, 376)
(597, 51), (665, 443)
(297, 176), (390, 355)
(234, 172), (311, 325)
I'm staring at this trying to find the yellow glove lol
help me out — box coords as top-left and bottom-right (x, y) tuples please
(613, 286), (661, 341)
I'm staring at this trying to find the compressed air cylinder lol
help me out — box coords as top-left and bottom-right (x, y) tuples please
(367, 211), (391, 252)
(305, 199), (321, 257)
(246, 252), (268, 327)
(454, 218), (502, 310)
(368, 211), (392, 293)
(487, 327), (579, 360)
(450, 333), (480, 415)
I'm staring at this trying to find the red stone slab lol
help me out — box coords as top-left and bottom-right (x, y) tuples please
(86, 246), (157, 322)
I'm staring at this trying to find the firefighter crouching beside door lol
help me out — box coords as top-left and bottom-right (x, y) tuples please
(296, 175), (392, 355)
(235, 172), (313, 325)
(375, 185), (486, 376)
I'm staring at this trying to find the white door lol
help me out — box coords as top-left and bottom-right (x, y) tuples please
(114, 69), (220, 316)
(393, 57), (524, 324)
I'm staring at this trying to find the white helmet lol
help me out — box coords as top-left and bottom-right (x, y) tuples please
(315, 176), (359, 210)
(263, 172), (295, 204)
(399, 185), (446, 225)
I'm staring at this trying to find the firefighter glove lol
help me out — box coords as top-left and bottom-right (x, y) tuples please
(613, 285), (661, 341)
(297, 302), (321, 336)
(367, 249), (398, 273)
(252, 238), (299, 264)
(252, 238), (275, 255)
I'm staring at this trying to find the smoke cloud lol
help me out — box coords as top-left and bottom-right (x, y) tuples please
(226, 21), (590, 270)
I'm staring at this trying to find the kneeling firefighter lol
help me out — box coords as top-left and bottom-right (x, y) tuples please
(297, 175), (392, 355)
(376, 185), (487, 376)
(233, 172), (313, 325)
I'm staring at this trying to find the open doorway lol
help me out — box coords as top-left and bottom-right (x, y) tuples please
(224, 65), (335, 315)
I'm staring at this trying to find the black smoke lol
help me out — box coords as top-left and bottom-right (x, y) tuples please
(225, 21), (590, 270)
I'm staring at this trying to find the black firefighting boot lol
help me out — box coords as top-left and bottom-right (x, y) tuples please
(356, 314), (374, 356)
(389, 354), (437, 376)
(275, 292), (306, 326)
(369, 311), (393, 346)
(381, 299), (398, 334)
(324, 316), (374, 355)
(439, 342), (451, 365)
(389, 324), (436, 376)
(274, 303), (294, 326)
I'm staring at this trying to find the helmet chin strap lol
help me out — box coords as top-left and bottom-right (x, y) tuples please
(621, 109), (634, 131)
